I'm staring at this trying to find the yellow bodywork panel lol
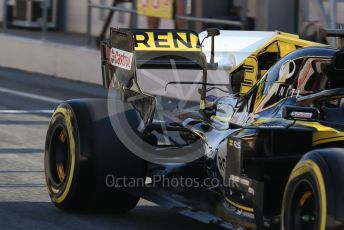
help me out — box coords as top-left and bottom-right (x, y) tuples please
(252, 118), (344, 147)
(296, 121), (344, 146)
(279, 41), (297, 57)
(241, 56), (259, 94)
(230, 32), (323, 95)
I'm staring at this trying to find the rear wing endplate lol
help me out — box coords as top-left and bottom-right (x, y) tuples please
(100, 28), (204, 88)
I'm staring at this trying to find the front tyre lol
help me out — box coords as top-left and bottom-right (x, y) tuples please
(281, 159), (325, 230)
(281, 148), (344, 230)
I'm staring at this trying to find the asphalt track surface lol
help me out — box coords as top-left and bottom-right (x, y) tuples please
(0, 68), (225, 230)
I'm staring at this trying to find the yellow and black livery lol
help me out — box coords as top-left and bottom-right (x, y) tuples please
(45, 28), (344, 229)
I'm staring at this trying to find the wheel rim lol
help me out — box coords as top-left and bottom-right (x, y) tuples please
(289, 180), (318, 230)
(49, 125), (70, 187)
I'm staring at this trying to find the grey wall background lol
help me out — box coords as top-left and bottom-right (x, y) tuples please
(255, 0), (296, 32)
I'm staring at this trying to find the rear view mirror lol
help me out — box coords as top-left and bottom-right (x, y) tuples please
(283, 106), (319, 121)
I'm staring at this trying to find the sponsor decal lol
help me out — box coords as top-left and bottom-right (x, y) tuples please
(290, 111), (313, 119)
(109, 48), (133, 71)
(279, 60), (296, 81)
(133, 31), (200, 51)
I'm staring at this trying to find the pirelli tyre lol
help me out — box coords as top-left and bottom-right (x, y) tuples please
(44, 99), (146, 212)
(281, 148), (344, 230)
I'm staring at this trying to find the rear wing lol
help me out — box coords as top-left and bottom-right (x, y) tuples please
(100, 28), (205, 88)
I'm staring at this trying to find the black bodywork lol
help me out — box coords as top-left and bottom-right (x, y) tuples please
(100, 29), (344, 229)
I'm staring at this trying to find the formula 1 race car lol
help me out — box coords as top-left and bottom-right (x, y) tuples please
(45, 28), (344, 229)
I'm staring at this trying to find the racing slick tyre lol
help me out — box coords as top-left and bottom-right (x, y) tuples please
(281, 148), (344, 230)
(44, 99), (146, 213)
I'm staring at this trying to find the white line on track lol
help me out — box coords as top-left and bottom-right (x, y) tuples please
(0, 87), (62, 104)
(0, 110), (54, 114)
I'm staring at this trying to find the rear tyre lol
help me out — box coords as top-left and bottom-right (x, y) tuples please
(45, 99), (146, 213)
